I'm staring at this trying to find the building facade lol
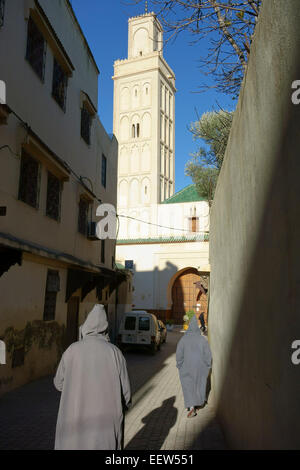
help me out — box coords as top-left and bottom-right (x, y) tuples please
(114, 12), (210, 325)
(0, 0), (131, 396)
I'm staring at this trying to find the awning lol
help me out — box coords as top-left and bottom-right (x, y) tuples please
(66, 267), (127, 302)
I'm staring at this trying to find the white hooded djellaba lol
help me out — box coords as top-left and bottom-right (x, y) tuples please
(54, 304), (131, 450)
(176, 315), (212, 409)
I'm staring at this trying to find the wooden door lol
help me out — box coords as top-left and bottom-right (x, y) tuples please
(65, 296), (79, 350)
(171, 269), (200, 323)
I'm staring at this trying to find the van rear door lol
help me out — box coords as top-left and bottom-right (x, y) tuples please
(137, 315), (151, 345)
(123, 315), (137, 344)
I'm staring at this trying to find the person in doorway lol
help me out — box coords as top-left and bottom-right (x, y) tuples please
(53, 304), (131, 450)
(199, 312), (207, 334)
(176, 314), (212, 418)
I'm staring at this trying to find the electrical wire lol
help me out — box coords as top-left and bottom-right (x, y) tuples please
(2, 106), (209, 236)
(117, 213), (209, 235)
(0, 145), (21, 159)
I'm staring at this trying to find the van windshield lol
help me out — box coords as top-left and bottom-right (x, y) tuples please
(124, 316), (136, 330)
(139, 317), (150, 331)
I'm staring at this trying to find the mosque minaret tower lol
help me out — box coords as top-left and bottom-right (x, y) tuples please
(113, 11), (176, 239)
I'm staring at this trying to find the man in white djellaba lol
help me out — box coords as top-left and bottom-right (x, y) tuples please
(54, 304), (131, 450)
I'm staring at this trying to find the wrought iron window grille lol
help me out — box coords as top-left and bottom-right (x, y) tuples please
(81, 107), (91, 145)
(46, 172), (61, 221)
(26, 16), (46, 81)
(43, 270), (60, 321)
(52, 59), (68, 111)
(0, 0), (5, 28)
(101, 154), (107, 188)
(18, 150), (40, 208)
(101, 239), (105, 264)
(78, 198), (89, 235)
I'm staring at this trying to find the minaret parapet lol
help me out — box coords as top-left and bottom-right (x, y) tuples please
(128, 12), (156, 21)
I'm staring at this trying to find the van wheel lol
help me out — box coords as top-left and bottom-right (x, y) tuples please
(150, 343), (157, 355)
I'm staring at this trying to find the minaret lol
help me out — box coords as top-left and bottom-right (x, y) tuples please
(113, 12), (176, 239)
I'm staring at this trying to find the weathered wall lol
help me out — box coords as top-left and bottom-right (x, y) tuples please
(208, 0), (300, 449)
(0, 0), (118, 396)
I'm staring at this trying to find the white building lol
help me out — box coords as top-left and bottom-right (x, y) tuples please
(114, 12), (210, 324)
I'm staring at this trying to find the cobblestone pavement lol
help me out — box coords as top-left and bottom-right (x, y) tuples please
(0, 328), (226, 450)
(124, 328), (226, 450)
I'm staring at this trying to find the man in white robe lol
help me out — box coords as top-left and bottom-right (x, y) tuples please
(176, 315), (212, 418)
(0, 340), (5, 365)
(54, 304), (131, 450)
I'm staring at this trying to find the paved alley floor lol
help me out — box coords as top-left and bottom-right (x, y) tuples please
(124, 328), (226, 450)
(0, 328), (226, 450)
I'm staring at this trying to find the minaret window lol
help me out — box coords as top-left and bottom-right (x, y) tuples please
(132, 122), (140, 138)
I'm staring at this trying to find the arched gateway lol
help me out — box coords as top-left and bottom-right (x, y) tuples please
(170, 268), (209, 325)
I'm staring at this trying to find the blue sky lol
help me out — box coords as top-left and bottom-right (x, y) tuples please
(70, 0), (236, 192)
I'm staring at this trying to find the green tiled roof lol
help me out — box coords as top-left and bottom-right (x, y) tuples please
(115, 262), (125, 269)
(117, 234), (209, 245)
(162, 184), (206, 204)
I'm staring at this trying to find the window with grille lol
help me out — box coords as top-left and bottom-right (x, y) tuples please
(0, 0), (5, 28)
(81, 106), (92, 145)
(18, 150), (40, 208)
(26, 16), (46, 81)
(101, 154), (107, 188)
(52, 59), (68, 110)
(78, 198), (89, 235)
(43, 270), (60, 321)
(101, 239), (105, 264)
(46, 172), (61, 221)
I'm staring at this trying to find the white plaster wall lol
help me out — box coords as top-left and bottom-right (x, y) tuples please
(116, 240), (209, 310)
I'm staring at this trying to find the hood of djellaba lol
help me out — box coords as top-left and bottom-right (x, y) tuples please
(80, 304), (109, 339)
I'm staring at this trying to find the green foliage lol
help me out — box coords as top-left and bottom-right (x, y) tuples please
(186, 310), (196, 321)
(185, 109), (234, 201)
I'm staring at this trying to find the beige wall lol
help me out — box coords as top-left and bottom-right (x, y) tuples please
(0, 0), (119, 395)
(0, 0), (117, 268)
(116, 239), (209, 312)
(208, 0), (300, 449)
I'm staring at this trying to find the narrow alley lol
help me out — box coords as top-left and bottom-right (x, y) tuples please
(0, 329), (225, 450)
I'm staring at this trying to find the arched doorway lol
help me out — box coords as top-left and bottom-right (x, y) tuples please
(171, 268), (209, 324)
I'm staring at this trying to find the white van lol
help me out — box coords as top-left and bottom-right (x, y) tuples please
(117, 311), (161, 354)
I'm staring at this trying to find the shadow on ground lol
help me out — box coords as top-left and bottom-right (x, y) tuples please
(125, 396), (178, 450)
